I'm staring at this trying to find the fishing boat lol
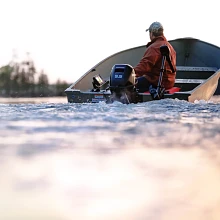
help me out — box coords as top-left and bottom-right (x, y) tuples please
(65, 37), (220, 104)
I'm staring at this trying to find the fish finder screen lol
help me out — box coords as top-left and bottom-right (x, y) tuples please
(94, 75), (104, 85)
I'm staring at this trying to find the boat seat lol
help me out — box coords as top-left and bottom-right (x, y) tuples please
(175, 66), (218, 84)
(175, 79), (206, 83)
(143, 87), (181, 94)
(176, 66), (218, 80)
(176, 66), (218, 72)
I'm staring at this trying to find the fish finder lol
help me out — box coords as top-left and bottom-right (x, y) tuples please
(92, 74), (105, 91)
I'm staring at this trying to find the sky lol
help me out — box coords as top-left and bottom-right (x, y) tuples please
(0, 0), (219, 84)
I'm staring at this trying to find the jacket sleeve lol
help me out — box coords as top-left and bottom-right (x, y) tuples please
(134, 47), (157, 77)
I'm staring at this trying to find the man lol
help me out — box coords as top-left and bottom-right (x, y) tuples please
(134, 22), (177, 92)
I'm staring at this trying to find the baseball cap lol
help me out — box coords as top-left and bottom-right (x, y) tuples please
(146, 22), (164, 33)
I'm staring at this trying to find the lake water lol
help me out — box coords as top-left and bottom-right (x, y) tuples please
(0, 96), (220, 220)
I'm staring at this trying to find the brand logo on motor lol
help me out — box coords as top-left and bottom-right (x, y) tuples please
(115, 74), (123, 79)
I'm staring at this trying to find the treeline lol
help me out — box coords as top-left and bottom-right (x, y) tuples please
(0, 59), (70, 97)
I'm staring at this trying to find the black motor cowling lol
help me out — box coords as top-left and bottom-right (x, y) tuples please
(109, 64), (138, 104)
(110, 64), (135, 89)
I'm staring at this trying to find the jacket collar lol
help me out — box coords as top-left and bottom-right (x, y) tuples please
(146, 35), (167, 48)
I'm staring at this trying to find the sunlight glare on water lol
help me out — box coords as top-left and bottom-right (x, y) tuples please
(0, 96), (220, 220)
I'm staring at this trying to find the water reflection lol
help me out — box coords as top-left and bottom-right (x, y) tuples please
(1, 147), (220, 220)
(0, 97), (67, 104)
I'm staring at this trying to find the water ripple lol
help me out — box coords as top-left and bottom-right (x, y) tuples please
(0, 97), (220, 219)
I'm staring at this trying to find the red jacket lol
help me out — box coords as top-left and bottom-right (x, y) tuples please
(134, 36), (176, 89)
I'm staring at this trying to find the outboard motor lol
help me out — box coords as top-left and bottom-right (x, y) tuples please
(109, 64), (138, 104)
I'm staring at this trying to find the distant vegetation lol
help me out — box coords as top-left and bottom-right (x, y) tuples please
(0, 58), (70, 97)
